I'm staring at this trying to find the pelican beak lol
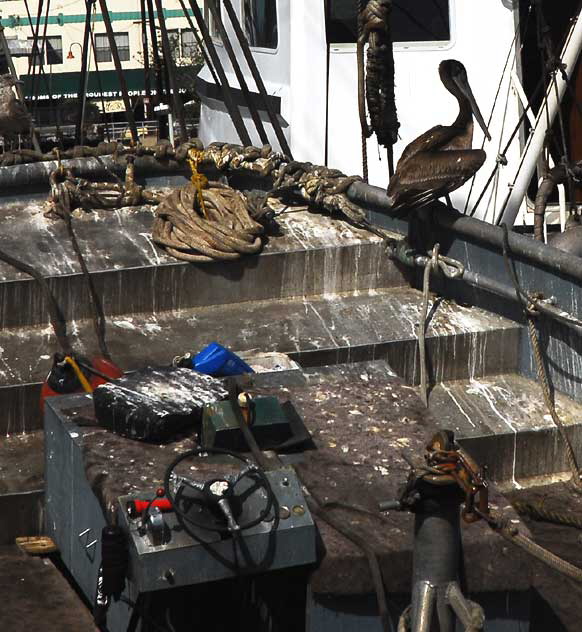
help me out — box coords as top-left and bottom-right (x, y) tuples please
(453, 74), (491, 141)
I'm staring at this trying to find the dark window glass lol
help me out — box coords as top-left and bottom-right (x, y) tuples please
(95, 32), (129, 63)
(27, 36), (63, 65)
(209, 1), (222, 38)
(95, 33), (111, 63)
(27, 37), (43, 65)
(115, 33), (130, 62)
(326, 0), (450, 44)
(243, 0), (278, 49)
(46, 36), (62, 65)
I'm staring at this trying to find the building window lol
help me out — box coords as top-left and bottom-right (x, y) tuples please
(95, 32), (130, 63)
(26, 36), (63, 65)
(326, 0), (451, 45)
(243, 0), (278, 49)
(181, 29), (197, 58)
(27, 38), (43, 65)
(167, 28), (180, 52)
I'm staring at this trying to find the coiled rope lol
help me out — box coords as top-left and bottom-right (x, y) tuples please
(152, 181), (264, 263)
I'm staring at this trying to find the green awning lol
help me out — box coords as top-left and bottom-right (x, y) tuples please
(22, 69), (187, 101)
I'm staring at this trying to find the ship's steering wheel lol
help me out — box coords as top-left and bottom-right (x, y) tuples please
(163, 447), (276, 535)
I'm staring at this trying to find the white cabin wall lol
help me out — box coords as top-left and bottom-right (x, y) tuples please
(326, 0), (523, 223)
(288, 0), (327, 164)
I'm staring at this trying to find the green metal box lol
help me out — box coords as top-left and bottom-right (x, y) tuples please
(202, 396), (293, 451)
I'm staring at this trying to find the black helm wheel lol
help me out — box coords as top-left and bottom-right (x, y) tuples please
(164, 447), (276, 535)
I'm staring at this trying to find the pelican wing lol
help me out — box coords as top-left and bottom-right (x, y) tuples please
(387, 149), (486, 212)
(396, 125), (459, 167)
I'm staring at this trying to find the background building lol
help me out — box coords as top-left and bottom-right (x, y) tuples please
(0, 0), (204, 140)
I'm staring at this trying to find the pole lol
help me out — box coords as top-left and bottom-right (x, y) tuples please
(207, 0), (269, 145)
(98, 0), (138, 143)
(221, 0), (292, 157)
(153, 0), (187, 143)
(145, 0), (167, 138)
(89, 14), (111, 141)
(139, 0), (152, 119)
(187, 0), (251, 146)
(76, 0), (94, 144)
(498, 8), (582, 226)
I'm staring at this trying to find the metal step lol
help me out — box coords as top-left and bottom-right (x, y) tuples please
(0, 545), (95, 630)
(0, 288), (520, 436)
(426, 374), (582, 488)
(0, 203), (403, 328)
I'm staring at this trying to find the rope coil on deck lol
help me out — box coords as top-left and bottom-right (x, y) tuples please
(152, 180), (264, 263)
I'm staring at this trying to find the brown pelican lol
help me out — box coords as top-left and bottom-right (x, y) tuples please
(386, 60), (491, 212)
(0, 75), (31, 139)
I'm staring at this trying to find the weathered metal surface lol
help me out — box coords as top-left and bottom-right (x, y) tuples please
(426, 375), (582, 486)
(359, 193), (582, 407)
(41, 370), (530, 599)
(0, 204), (401, 328)
(0, 288), (520, 435)
(250, 371), (530, 596)
(0, 545), (96, 631)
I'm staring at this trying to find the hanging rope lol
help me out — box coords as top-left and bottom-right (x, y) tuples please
(418, 244), (440, 407)
(357, 0), (399, 178)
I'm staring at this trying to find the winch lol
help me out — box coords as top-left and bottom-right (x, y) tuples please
(44, 390), (316, 632)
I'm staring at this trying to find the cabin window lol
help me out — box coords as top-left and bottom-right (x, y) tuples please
(243, 0), (278, 49)
(207, 1), (222, 39)
(95, 33), (130, 63)
(326, 0), (451, 45)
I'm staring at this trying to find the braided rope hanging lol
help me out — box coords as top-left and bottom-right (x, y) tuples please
(357, 0), (400, 176)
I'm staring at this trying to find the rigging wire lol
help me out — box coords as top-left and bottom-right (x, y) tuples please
(463, 2), (532, 215)
(491, 7), (582, 226)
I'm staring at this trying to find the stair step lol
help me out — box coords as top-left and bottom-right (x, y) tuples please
(0, 546), (95, 631)
(0, 203), (404, 329)
(426, 374), (582, 487)
(0, 288), (520, 435)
